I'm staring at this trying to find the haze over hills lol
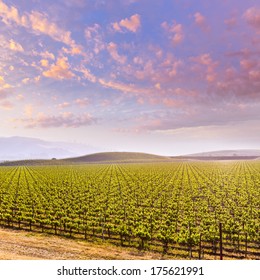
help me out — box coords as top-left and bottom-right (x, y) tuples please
(0, 136), (259, 165)
(0, 136), (101, 161)
(184, 150), (260, 157)
(178, 149), (260, 160)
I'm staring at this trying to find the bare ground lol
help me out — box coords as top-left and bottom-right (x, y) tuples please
(0, 227), (166, 260)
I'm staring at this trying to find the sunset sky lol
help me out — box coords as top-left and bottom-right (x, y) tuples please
(0, 0), (259, 155)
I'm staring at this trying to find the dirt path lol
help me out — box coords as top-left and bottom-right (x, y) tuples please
(0, 227), (165, 260)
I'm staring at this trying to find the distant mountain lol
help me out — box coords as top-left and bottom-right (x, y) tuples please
(1, 143), (260, 166)
(178, 149), (260, 160)
(0, 136), (101, 161)
(184, 149), (260, 157)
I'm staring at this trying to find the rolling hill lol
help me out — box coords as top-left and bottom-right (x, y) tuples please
(1, 149), (260, 166)
(0, 152), (172, 166)
(63, 151), (171, 163)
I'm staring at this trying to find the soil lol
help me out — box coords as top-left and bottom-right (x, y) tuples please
(0, 227), (165, 260)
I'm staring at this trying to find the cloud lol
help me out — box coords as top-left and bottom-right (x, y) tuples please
(240, 59), (257, 70)
(16, 94), (24, 101)
(107, 42), (127, 64)
(133, 101), (260, 133)
(39, 51), (55, 60)
(43, 57), (75, 80)
(0, 0), (28, 26)
(0, 35), (24, 53)
(161, 21), (184, 45)
(224, 17), (237, 28)
(74, 98), (89, 107)
(29, 11), (74, 46)
(22, 78), (30, 84)
(0, 100), (13, 110)
(9, 39), (24, 52)
(243, 7), (260, 32)
(162, 98), (182, 108)
(249, 69), (260, 81)
(18, 112), (95, 128)
(0, 76), (12, 89)
(23, 104), (33, 117)
(191, 53), (218, 82)
(40, 59), (49, 67)
(57, 102), (70, 109)
(77, 67), (97, 83)
(62, 46), (83, 56)
(0, 0), (82, 53)
(194, 12), (209, 31)
(85, 24), (105, 54)
(0, 87), (12, 100)
(99, 78), (149, 94)
(112, 14), (141, 33)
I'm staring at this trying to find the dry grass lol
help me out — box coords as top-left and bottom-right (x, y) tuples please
(0, 227), (168, 260)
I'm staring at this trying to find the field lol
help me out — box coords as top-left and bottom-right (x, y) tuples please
(0, 161), (259, 259)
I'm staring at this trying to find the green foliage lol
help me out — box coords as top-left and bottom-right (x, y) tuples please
(0, 161), (259, 257)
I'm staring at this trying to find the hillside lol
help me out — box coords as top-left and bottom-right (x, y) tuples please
(2, 149), (260, 166)
(0, 152), (172, 166)
(63, 151), (171, 163)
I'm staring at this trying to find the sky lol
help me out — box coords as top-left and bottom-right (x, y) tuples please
(0, 0), (259, 156)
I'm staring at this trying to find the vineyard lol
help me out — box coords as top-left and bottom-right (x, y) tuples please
(0, 161), (259, 259)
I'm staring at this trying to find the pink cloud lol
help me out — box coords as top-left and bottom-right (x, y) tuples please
(191, 53), (218, 82)
(40, 59), (49, 67)
(22, 78), (30, 84)
(112, 14), (141, 33)
(99, 78), (150, 95)
(131, 99), (260, 133)
(240, 59), (257, 70)
(224, 17), (237, 28)
(74, 98), (89, 107)
(62, 46), (83, 56)
(58, 102), (70, 109)
(214, 58), (260, 104)
(135, 60), (154, 80)
(9, 39), (24, 52)
(249, 69), (260, 81)
(161, 21), (184, 45)
(85, 24), (105, 54)
(243, 7), (260, 32)
(0, 100), (13, 110)
(23, 104), (33, 117)
(162, 98), (182, 107)
(0, 88), (12, 101)
(194, 12), (209, 31)
(16, 94), (24, 101)
(0, 0), (28, 26)
(18, 112), (95, 128)
(43, 57), (75, 80)
(107, 42), (127, 64)
(77, 67), (97, 83)
(29, 11), (73, 45)
(0, 1), (82, 53)
(0, 76), (11, 89)
(39, 51), (55, 60)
